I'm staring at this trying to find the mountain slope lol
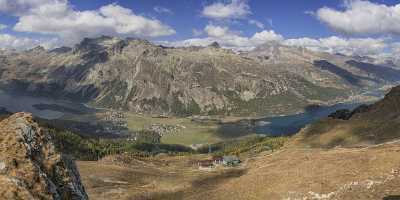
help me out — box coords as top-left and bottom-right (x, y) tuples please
(0, 36), (398, 116)
(294, 85), (400, 148)
(191, 142), (400, 200)
(245, 43), (400, 88)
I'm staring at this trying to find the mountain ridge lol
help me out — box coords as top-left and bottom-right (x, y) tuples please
(0, 36), (399, 116)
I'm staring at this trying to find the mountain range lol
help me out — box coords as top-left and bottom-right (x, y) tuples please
(0, 36), (399, 116)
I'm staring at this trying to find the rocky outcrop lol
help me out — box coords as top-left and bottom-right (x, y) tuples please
(328, 109), (353, 120)
(328, 105), (371, 120)
(0, 112), (88, 200)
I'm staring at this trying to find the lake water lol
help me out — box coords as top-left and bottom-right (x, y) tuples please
(252, 103), (361, 136)
(250, 86), (391, 136)
(0, 89), (384, 137)
(0, 90), (94, 120)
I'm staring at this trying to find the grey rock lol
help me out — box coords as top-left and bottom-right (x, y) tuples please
(0, 37), (398, 116)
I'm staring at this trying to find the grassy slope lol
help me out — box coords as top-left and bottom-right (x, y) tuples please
(77, 134), (400, 200)
(77, 136), (287, 200)
(197, 142), (400, 200)
(295, 117), (400, 148)
(126, 113), (239, 146)
(294, 86), (400, 148)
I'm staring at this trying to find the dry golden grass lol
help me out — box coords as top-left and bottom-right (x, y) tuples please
(78, 139), (400, 200)
(189, 142), (400, 200)
(77, 154), (247, 200)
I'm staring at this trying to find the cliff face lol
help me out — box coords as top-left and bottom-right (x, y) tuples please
(0, 112), (88, 200)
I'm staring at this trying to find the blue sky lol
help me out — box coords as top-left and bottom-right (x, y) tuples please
(63, 0), (400, 39)
(0, 0), (400, 57)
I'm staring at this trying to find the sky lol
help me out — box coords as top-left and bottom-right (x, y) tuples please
(0, 0), (400, 57)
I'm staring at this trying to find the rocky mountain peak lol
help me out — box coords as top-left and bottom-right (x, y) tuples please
(0, 112), (88, 200)
(26, 46), (46, 53)
(49, 46), (73, 54)
(72, 36), (161, 58)
(208, 41), (221, 48)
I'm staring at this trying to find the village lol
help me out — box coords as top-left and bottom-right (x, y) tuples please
(195, 155), (241, 170)
(145, 123), (186, 136)
(101, 111), (189, 143)
(102, 111), (128, 131)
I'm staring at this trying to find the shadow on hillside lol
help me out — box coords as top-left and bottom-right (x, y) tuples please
(383, 196), (400, 200)
(216, 121), (253, 139)
(138, 169), (248, 200)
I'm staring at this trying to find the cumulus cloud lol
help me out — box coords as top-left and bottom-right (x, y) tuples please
(163, 22), (387, 57)
(204, 24), (231, 38)
(0, 34), (41, 50)
(1, 0), (175, 46)
(391, 43), (400, 54)
(0, 0), (56, 15)
(202, 0), (251, 20)
(316, 0), (400, 35)
(153, 6), (173, 14)
(192, 28), (203, 36)
(284, 36), (387, 56)
(0, 0), (397, 58)
(161, 24), (283, 50)
(248, 19), (265, 29)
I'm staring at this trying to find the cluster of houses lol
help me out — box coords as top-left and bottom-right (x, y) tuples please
(101, 111), (128, 134)
(104, 111), (125, 119)
(127, 130), (161, 143)
(145, 123), (185, 137)
(103, 111), (127, 127)
(197, 155), (241, 169)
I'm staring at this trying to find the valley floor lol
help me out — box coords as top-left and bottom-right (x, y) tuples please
(78, 141), (400, 200)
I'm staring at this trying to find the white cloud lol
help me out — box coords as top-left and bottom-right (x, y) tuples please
(204, 24), (231, 38)
(248, 19), (265, 29)
(0, 0), (396, 58)
(2, 0), (175, 46)
(154, 6), (173, 14)
(0, 34), (39, 50)
(284, 36), (387, 56)
(316, 0), (400, 35)
(202, 25), (283, 49)
(0, 24), (7, 30)
(192, 28), (203, 36)
(202, 0), (251, 20)
(391, 42), (400, 54)
(161, 24), (283, 50)
(252, 30), (283, 43)
(163, 23), (387, 57)
(0, 0), (56, 15)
